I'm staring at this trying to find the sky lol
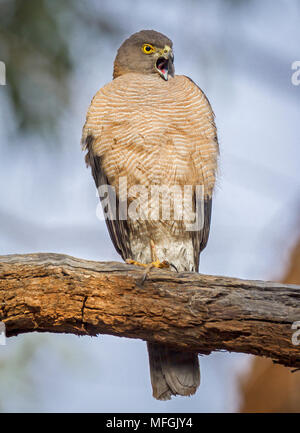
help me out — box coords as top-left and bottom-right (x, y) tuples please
(0, 0), (299, 412)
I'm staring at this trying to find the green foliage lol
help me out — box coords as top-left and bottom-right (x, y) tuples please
(0, 0), (74, 133)
(0, 0), (120, 136)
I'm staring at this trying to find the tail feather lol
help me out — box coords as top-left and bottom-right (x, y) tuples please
(147, 342), (200, 400)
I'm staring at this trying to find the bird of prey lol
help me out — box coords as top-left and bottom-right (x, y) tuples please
(82, 30), (218, 400)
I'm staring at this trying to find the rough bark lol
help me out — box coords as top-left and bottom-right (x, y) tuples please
(0, 253), (300, 368)
(239, 235), (300, 412)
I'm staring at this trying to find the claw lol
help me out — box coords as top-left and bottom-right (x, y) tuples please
(126, 258), (170, 284)
(170, 263), (178, 272)
(141, 260), (170, 284)
(126, 240), (172, 285)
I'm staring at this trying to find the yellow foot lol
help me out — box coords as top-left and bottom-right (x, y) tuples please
(125, 258), (169, 269)
(126, 240), (172, 284)
(126, 258), (170, 285)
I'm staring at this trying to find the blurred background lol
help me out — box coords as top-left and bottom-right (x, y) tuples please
(0, 0), (299, 412)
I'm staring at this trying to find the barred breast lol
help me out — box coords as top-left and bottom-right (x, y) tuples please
(83, 73), (217, 198)
(82, 73), (218, 271)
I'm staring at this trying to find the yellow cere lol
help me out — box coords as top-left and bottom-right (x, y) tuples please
(142, 44), (155, 54)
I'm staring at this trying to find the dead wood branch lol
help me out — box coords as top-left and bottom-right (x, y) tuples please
(0, 253), (300, 368)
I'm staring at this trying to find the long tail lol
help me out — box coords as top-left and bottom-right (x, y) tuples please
(147, 342), (200, 400)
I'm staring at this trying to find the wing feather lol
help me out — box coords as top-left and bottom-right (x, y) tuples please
(83, 134), (132, 261)
(184, 76), (218, 270)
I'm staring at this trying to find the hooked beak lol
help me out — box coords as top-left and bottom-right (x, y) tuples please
(155, 48), (174, 81)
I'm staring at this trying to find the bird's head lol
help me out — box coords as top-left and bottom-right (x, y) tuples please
(113, 30), (174, 81)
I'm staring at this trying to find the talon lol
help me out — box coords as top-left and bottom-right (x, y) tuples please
(126, 240), (171, 285)
(151, 259), (170, 269)
(126, 258), (171, 285)
(170, 263), (178, 272)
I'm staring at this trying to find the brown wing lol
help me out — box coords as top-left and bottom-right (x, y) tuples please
(83, 134), (132, 261)
(192, 197), (212, 270)
(184, 76), (218, 270)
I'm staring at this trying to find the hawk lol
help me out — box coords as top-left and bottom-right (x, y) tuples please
(82, 30), (218, 400)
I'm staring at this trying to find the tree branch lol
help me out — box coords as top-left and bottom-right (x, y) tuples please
(1, 253), (300, 368)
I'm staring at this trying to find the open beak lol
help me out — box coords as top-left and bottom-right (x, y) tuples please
(155, 49), (174, 81)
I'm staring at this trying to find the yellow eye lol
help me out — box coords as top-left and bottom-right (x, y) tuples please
(142, 44), (155, 54)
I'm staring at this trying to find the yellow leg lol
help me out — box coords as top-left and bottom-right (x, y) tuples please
(125, 240), (170, 283)
(150, 239), (157, 262)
